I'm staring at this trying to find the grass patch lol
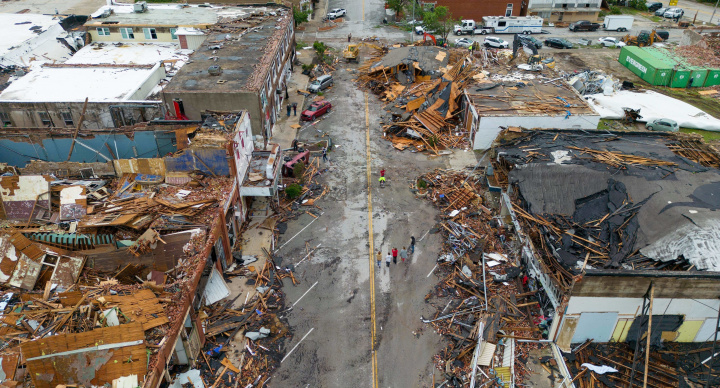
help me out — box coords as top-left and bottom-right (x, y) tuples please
(680, 128), (720, 142)
(652, 87), (720, 120)
(648, 15), (663, 23)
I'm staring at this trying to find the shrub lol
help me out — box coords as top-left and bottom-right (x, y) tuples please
(417, 179), (428, 189)
(293, 161), (305, 180)
(285, 183), (302, 199)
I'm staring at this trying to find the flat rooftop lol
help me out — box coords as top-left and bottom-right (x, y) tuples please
(164, 9), (291, 94)
(87, 4), (218, 27)
(0, 65), (160, 102)
(66, 42), (191, 65)
(0, 13), (63, 54)
(468, 76), (597, 117)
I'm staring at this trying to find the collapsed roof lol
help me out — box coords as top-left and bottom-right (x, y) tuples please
(495, 130), (720, 277)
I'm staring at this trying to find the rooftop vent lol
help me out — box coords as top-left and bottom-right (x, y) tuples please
(208, 66), (223, 76)
(133, 2), (148, 13)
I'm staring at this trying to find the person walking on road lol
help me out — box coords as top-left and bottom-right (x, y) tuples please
(348, 33), (352, 42)
(322, 147), (329, 162)
(376, 250), (382, 269)
(409, 236), (416, 254)
(292, 103), (297, 116)
(385, 251), (392, 268)
(400, 247), (408, 263)
(286, 104), (291, 117)
(392, 247), (398, 264)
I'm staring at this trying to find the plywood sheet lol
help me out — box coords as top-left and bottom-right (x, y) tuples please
(610, 318), (633, 342)
(103, 289), (168, 330)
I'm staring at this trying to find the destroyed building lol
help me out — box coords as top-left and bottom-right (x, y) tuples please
(462, 74), (600, 150)
(0, 110), (290, 387)
(490, 130), (720, 352)
(163, 5), (296, 138)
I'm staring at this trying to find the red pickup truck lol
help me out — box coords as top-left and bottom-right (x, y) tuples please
(569, 20), (600, 32)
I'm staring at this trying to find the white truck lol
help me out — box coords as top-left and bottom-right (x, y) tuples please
(454, 19), (478, 35)
(603, 15), (633, 32)
(454, 16), (543, 35)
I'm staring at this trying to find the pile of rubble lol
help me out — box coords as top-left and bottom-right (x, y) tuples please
(417, 168), (551, 387)
(355, 46), (478, 153)
(0, 114), (294, 387)
(557, 341), (720, 387)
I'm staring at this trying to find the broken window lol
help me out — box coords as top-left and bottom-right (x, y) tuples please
(143, 28), (158, 40)
(38, 112), (51, 126)
(0, 112), (11, 127)
(170, 28), (178, 40)
(61, 111), (73, 127)
(97, 27), (110, 36)
(120, 27), (134, 40)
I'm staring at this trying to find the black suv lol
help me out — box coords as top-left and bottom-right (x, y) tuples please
(646, 2), (663, 12)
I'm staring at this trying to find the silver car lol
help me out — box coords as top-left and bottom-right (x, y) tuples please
(646, 118), (679, 132)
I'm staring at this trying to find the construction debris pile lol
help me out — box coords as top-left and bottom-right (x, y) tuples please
(276, 155), (328, 223)
(558, 341), (719, 387)
(418, 168), (550, 387)
(192, 254), (291, 388)
(355, 46), (478, 153)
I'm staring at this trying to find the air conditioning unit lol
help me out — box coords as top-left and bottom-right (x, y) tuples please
(208, 66), (223, 76)
(133, 2), (148, 13)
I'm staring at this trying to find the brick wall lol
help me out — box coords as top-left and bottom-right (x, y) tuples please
(433, 0), (526, 21)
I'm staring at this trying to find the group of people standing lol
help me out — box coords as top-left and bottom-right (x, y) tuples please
(376, 236), (416, 269)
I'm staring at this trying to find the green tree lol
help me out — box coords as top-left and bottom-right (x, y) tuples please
(386, 0), (407, 21)
(313, 41), (327, 63)
(293, 6), (310, 26)
(422, 6), (458, 42)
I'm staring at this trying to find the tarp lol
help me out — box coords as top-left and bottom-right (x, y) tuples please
(586, 90), (720, 131)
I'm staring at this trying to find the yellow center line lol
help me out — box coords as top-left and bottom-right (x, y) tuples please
(365, 92), (378, 388)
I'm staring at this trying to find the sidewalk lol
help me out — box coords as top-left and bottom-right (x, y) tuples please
(271, 61), (310, 150)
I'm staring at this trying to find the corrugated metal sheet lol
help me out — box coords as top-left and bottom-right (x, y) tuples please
(203, 267), (230, 305)
(477, 341), (496, 366)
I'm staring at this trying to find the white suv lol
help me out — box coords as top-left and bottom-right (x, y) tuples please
(483, 37), (509, 49)
(327, 8), (346, 19)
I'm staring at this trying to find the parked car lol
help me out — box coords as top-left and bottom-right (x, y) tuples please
(654, 7), (668, 16)
(520, 35), (543, 49)
(308, 74), (333, 93)
(646, 118), (679, 132)
(415, 26), (425, 35)
(664, 7), (684, 19)
(569, 20), (600, 32)
(656, 30), (670, 40)
(327, 8), (346, 19)
(598, 37), (627, 47)
(301, 100), (332, 121)
(483, 37), (509, 49)
(544, 37), (573, 49)
(646, 2), (663, 12)
(454, 37), (475, 48)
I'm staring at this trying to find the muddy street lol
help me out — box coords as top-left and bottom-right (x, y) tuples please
(269, 49), (478, 387)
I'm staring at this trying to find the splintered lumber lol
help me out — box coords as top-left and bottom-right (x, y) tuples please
(567, 146), (677, 168)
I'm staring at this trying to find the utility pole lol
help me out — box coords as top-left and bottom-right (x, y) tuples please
(411, 0), (415, 44)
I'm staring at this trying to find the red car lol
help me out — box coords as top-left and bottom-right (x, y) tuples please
(301, 100), (332, 121)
